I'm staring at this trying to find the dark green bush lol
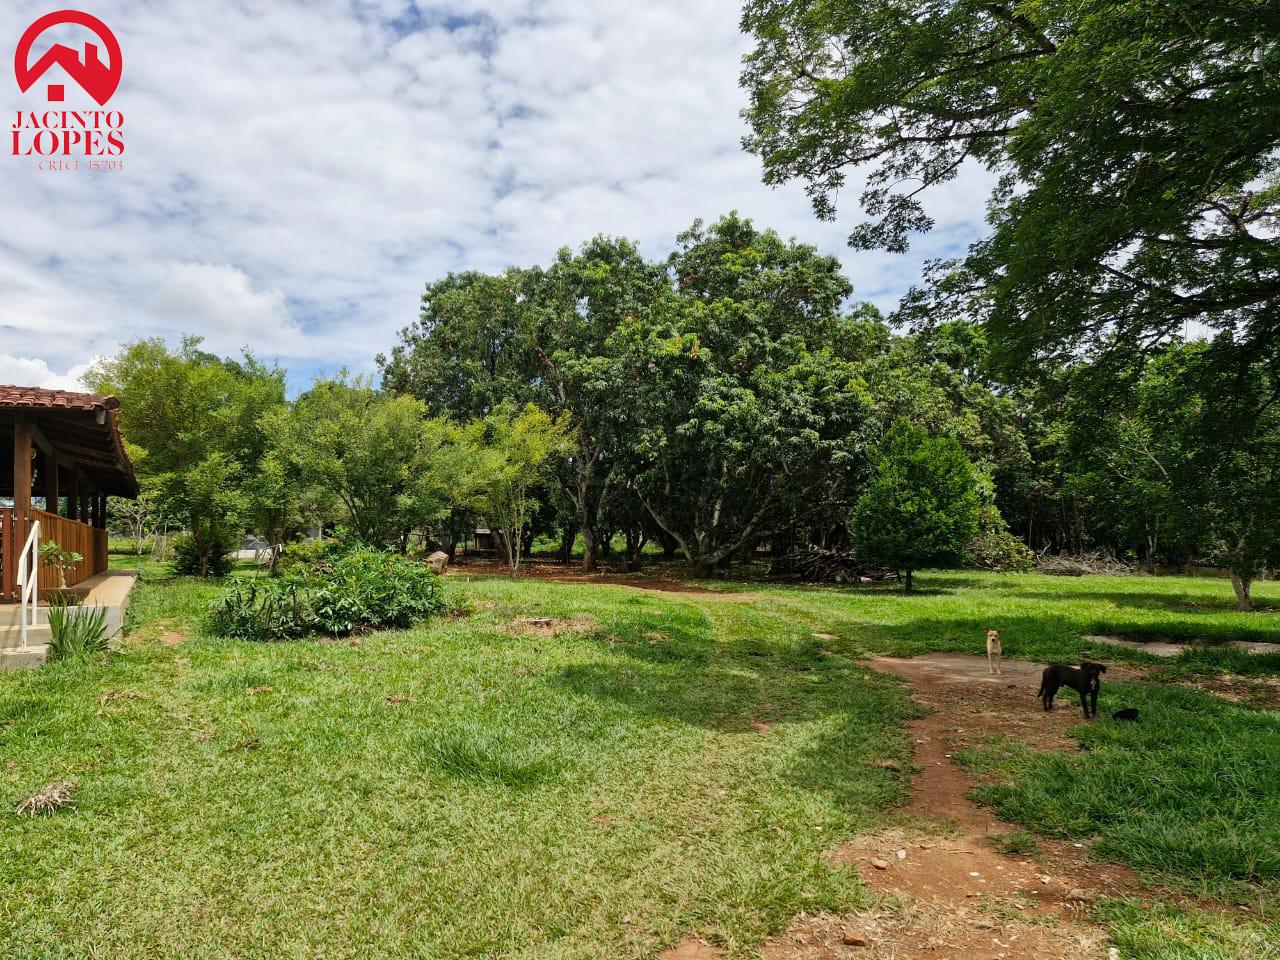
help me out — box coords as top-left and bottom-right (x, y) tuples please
(276, 537), (351, 576)
(172, 530), (237, 578)
(206, 548), (443, 641)
(967, 504), (1034, 572)
(206, 579), (312, 642)
(309, 549), (444, 634)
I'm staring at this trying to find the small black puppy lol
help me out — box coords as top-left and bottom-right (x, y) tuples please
(1037, 662), (1107, 718)
(1112, 708), (1139, 721)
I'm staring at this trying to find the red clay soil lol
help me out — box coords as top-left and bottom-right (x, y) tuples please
(458, 558), (755, 600)
(667, 655), (1168, 960)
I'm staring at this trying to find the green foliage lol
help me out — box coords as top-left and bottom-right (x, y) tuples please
(206, 547), (444, 641)
(851, 422), (981, 589)
(264, 376), (488, 551)
(615, 214), (877, 575)
(963, 682), (1280, 899)
(741, 0), (1280, 378)
(85, 337), (285, 576)
(205, 579), (312, 643)
(968, 502), (1033, 573)
(477, 403), (573, 572)
(46, 599), (109, 661)
(171, 528), (236, 578)
(38, 541), (83, 589)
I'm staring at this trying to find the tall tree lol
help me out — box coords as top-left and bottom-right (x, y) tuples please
(615, 214), (876, 576)
(85, 337), (285, 575)
(851, 421), (982, 591)
(741, 0), (1280, 380)
(380, 238), (667, 570)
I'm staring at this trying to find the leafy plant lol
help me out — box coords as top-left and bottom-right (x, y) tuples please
(851, 421), (982, 591)
(206, 547), (444, 641)
(46, 599), (110, 661)
(39, 541), (83, 590)
(206, 579), (312, 643)
(172, 529), (237, 578)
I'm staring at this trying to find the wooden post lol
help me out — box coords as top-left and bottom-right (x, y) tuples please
(80, 485), (90, 524)
(44, 454), (59, 515)
(97, 494), (108, 530)
(89, 491), (99, 528)
(12, 417), (32, 512)
(66, 469), (79, 520)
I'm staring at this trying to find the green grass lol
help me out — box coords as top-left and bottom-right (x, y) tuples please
(959, 682), (1280, 901)
(4, 562), (1278, 958)
(1, 571), (916, 959)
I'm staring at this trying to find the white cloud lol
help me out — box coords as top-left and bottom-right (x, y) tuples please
(0, 355), (95, 391)
(0, 0), (991, 388)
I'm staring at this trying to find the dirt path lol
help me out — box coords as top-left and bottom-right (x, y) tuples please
(458, 560), (755, 601)
(760, 654), (1153, 960)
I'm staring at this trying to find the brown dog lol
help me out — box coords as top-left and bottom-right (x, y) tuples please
(985, 629), (1002, 675)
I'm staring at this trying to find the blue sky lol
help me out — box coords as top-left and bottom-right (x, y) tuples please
(0, 0), (990, 395)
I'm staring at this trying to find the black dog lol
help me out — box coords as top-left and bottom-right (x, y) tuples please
(1037, 662), (1107, 718)
(1112, 708), (1139, 722)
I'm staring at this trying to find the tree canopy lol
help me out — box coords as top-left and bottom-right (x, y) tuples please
(741, 0), (1280, 379)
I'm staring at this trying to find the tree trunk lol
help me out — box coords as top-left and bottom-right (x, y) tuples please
(691, 557), (716, 579)
(1230, 572), (1254, 611)
(582, 526), (599, 572)
(558, 526), (575, 565)
(903, 569), (914, 593)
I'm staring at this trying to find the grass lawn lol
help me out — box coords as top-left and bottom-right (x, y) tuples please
(2, 560), (1278, 958)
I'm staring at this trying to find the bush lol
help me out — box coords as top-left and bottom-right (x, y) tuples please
(276, 537), (350, 576)
(206, 548), (444, 642)
(968, 504), (1034, 572)
(172, 530), (237, 578)
(308, 549), (445, 635)
(47, 599), (110, 661)
(206, 579), (312, 642)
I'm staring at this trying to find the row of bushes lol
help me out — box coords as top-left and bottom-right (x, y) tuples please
(206, 546), (444, 642)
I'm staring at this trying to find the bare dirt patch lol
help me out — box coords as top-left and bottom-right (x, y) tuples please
(658, 938), (724, 959)
(767, 654), (1162, 960)
(504, 615), (599, 638)
(461, 559), (755, 601)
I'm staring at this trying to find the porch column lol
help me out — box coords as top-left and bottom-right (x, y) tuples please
(79, 484), (90, 524)
(89, 491), (99, 528)
(66, 469), (79, 520)
(44, 453), (59, 515)
(12, 417), (32, 512)
(98, 494), (108, 530)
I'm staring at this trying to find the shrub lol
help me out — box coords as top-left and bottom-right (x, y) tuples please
(206, 579), (312, 642)
(206, 548), (444, 641)
(968, 504), (1034, 572)
(308, 549), (444, 634)
(172, 530), (237, 578)
(47, 599), (110, 661)
(276, 537), (350, 576)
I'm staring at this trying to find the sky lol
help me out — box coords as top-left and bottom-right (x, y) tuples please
(0, 0), (991, 395)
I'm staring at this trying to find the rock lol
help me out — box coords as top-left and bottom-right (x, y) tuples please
(1038, 874), (1052, 884)
(878, 760), (903, 772)
(841, 930), (869, 947)
(427, 551), (450, 575)
(1066, 888), (1094, 902)
(895, 848), (907, 860)
(871, 858), (890, 870)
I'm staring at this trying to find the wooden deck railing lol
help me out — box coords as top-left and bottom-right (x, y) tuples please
(0, 508), (108, 602)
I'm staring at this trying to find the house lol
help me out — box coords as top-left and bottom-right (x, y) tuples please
(1, 386), (139, 665)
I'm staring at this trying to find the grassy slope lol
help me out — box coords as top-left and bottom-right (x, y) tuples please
(2, 560), (1278, 958)
(1, 564), (915, 960)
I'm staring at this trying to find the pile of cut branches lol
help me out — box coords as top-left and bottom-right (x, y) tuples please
(767, 548), (899, 584)
(1034, 549), (1133, 577)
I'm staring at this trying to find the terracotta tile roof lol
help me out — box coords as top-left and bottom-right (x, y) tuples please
(0, 384), (138, 497)
(0, 385), (119, 412)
